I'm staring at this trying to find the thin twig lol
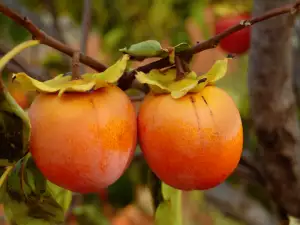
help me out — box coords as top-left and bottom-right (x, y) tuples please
(80, 0), (92, 74)
(0, 3), (107, 73)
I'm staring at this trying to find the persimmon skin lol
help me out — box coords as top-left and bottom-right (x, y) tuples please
(10, 89), (29, 109)
(28, 85), (137, 194)
(137, 86), (243, 190)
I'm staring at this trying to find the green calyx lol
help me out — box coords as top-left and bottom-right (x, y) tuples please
(135, 57), (231, 99)
(12, 54), (130, 97)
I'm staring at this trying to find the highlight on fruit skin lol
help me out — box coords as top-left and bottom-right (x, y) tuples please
(28, 85), (137, 193)
(137, 85), (243, 190)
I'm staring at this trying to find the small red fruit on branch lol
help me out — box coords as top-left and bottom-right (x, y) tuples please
(215, 13), (251, 55)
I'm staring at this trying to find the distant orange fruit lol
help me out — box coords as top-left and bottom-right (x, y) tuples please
(28, 85), (137, 193)
(138, 86), (243, 190)
(9, 88), (29, 109)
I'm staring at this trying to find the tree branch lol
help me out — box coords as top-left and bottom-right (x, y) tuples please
(119, 0), (300, 90)
(1, 1), (300, 90)
(80, 0), (92, 74)
(0, 3), (107, 73)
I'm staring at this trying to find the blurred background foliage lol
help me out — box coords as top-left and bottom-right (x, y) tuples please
(0, 0), (289, 224)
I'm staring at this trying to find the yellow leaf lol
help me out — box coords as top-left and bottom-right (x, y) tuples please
(135, 71), (169, 92)
(12, 73), (63, 93)
(12, 54), (130, 95)
(134, 57), (229, 99)
(204, 58), (229, 84)
(149, 85), (169, 94)
(190, 75), (209, 93)
(186, 71), (198, 79)
(88, 54), (130, 84)
(57, 79), (96, 97)
(169, 79), (198, 99)
(148, 69), (176, 83)
(0, 40), (40, 71)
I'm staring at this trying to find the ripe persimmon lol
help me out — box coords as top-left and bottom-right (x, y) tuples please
(28, 85), (137, 193)
(137, 85), (243, 190)
(9, 88), (29, 109)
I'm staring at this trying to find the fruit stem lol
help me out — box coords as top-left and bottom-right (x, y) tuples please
(175, 56), (185, 80)
(174, 190), (183, 225)
(71, 51), (82, 80)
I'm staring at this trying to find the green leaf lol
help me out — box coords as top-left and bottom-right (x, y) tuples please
(119, 40), (168, 58)
(12, 54), (130, 96)
(174, 42), (191, 53)
(168, 42), (191, 64)
(155, 183), (183, 225)
(161, 182), (178, 200)
(155, 202), (172, 225)
(0, 154), (72, 225)
(0, 90), (31, 166)
(0, 41), (39, 166)
(73, 204), (110, 225)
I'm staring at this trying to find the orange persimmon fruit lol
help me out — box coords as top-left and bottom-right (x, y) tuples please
(28, 85), (137, 193)
(137, 85), (243, 190)
(9, 88), (29, 109)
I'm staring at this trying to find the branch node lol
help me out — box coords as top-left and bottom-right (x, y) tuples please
(241, 20), (252, 26)
(290, 7), (298, 15)
(23, 16), (29, 22)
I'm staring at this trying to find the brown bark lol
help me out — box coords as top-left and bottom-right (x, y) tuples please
(248, 0), (300, 218)
(205, 183), (278, 225)
(292, 18), (300, 106)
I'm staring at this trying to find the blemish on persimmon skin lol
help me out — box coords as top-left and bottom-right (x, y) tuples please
(189, 95), (201, 134)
